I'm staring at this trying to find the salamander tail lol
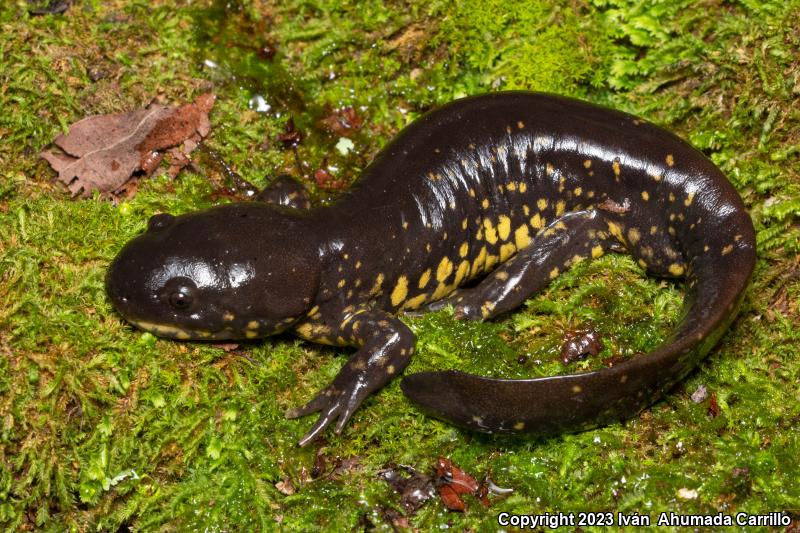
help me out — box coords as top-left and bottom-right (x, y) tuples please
(400, 219), (755, 435)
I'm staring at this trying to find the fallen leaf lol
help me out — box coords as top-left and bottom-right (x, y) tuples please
(275, 479), (295, 496)
(319, 106), (363, 135)
(434, 456), (479, 512)
(561, 329), (604, 364)
(690, 384), (708, 403)
(377, 463), (436, 514)
(41, 94), (215, 198)
(708, 393), (720, 418)
(276, 117), (302, 149)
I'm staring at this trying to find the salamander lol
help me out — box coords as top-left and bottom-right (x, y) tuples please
(106, 92), (756, 446)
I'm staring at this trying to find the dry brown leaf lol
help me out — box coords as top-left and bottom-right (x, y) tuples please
(41, 93), (215, 198)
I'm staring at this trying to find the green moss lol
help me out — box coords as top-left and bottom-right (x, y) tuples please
(0, 0), (798, 530)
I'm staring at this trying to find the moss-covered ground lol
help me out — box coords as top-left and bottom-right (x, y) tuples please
(1, 0), (798, 530)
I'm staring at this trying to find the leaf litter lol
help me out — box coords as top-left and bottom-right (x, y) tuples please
(41, 94), (215, 199)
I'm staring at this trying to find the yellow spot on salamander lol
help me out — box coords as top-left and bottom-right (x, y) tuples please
(583, 159), (592, 168)
(572, 385), (582, 394)
(436, 257), (453, 282)
(247, 320), (259, 329)
(612, 160), (621, 176)
(519, 181), (527, 193)
(514, 225), (531, 249)
(482, 198), (490, 209)
(627, 227), (641, 245)
(403, 293), (428, 310)
(497, 215), (511, 241)
(472, 246), (488, 273)
(546, 162), (554, 176)
(684, 191), (695, 206)
(499, 242), (516, 261)
(549, 267), (559, 279)
(483, 218), (498, 244)
(523, 205), (530, 216)
(485, 254), (499, 270)
(650, 225), (658, 235)
(480, 301), (496, 318)
(641, 190), (650, 201)
(513, 421), (525, 431)
(355, 260), (362, 269)
(246, 330), (259, 339)
(638, 259), (648, 269)
(454, 260), (470, 286)
(387, 365), (396, 375)
(295, 323), (313, 339)
(402, 221), (408, 229)
(530, 213), (543, 229)
(669, 192), (676, 202)
(555, 200), (566, 216)
(370, 273), (384, 296)
(721, 244), (733, 255)
(469, 188), (476, 197)
(506, 181), (517, 192)
(607, 221), (624, 241)
(391, 276), (408, 306)
(462, 218), (468, 230)
(517, 120), (525, 129)
(537, 198), (548, 211)
(431, 282), (450, 300)
(418, 268), (432, 289)
(574, 187), (582, 196)
(668, 263), (685, 276)
(459, 242), (469, 257)
(496, 271), (509, 281)
(175, 330), (191, 340)
(337, 279), (346, 288)
(223, 312), (235, 322)
(591, 245), (604, 259)
(666, 154), (675, 167)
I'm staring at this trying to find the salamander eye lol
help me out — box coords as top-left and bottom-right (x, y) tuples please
(169, 291), (192, 310)
(162, 277), (197, 311)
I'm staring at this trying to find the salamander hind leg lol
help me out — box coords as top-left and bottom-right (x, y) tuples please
(439, 210), (617, 321)
(287, 310), (415, 446)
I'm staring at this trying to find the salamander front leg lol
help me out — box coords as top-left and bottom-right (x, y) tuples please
(442, 210), (616, 320)
(287, 311), (415, 446)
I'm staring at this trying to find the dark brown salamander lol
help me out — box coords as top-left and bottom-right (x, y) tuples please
(106, 92), (756, 445)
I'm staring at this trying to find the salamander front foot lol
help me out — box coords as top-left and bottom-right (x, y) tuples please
(286, 379), (371, 447)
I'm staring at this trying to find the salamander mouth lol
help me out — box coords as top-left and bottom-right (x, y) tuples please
(129, 319), (236, 340)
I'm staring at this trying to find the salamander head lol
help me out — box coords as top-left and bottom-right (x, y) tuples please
(106, 203), (319, 340)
